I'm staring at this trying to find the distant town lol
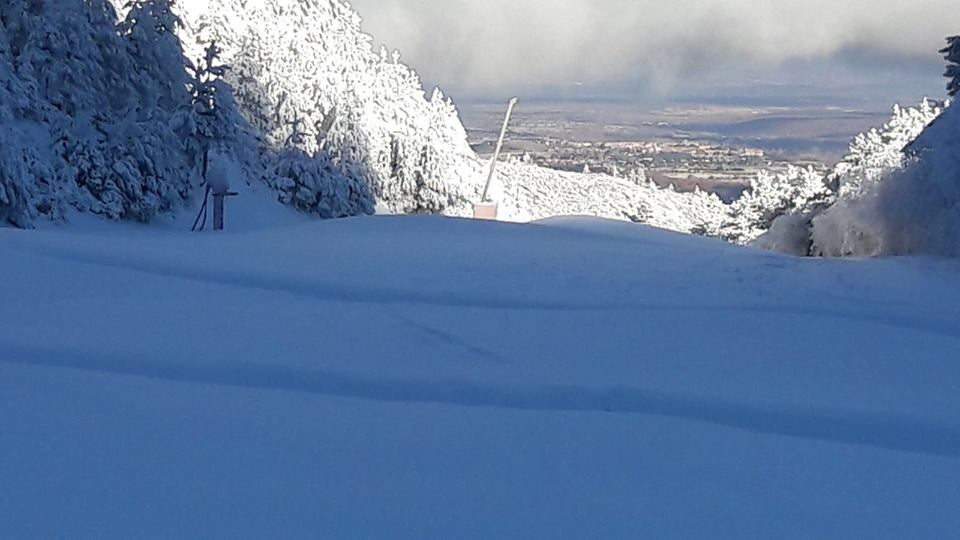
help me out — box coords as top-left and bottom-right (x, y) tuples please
(462, 100), (882, 202)
(503, 137), (830, 202)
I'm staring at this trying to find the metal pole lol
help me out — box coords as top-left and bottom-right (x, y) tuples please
(212, 191), (237, 231)
(481, 97), (518, 202)
(213, 192), (225, 231)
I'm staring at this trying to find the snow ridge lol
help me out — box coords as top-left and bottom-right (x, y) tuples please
(4, 343), (959, 457)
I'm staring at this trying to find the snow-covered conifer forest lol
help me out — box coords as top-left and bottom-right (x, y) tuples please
(0, 0), (480, 227)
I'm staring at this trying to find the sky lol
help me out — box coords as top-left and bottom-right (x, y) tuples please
(349, 0), (955, 107)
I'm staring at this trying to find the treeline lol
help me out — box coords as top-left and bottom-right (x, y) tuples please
(0, 0), (480, 228)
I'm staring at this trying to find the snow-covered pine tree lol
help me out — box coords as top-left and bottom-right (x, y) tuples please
(0, 0), (406, 226)
(180, 40), (234, 179)
(810, 98), (960, 257)
(943, 35), (960, 97)
(0, 91), (58, 227)
(263, 113), (374, 217)
(119, 0), (189, 111)
(174, 0), (481, 216)
(720, 166), (831, 246)
(748, 99), (946, 255)
(1, 0), (200, 222)
(829, 99), (945, 198)
(0, 19), (33, 226)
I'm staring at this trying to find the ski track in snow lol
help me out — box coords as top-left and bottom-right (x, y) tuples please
(9, 240), (960, 341)
(389, 312), (515, 365)
(3, 342), (959, 458)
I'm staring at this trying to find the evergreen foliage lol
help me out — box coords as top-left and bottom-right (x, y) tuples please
(721, 166), (831, 246)
(943, 36), (960, 98)
(175, 0), (482, 215)
(748, 99), (946, 255)
(0, 0), (380, 227)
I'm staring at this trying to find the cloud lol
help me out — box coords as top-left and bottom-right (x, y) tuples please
(349, 0), (956, 99)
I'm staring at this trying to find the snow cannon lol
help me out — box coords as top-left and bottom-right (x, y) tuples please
(475, 97), (519, 221)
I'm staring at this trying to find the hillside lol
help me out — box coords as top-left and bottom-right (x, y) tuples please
(1, 2), (957, 255)
(2, 215), (959, 537)
(3, 4), (960, 537)
(169, 0), (484, 215)
(0, 0), (744, 235)
(493, 161), (726, 234)
(0, 0), (453, 225)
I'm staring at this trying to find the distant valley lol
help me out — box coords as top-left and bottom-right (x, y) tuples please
(463, 100), (893, 201)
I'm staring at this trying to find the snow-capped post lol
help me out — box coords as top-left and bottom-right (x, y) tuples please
(208, 151), (238, 231)
(476, 97), (519, 219)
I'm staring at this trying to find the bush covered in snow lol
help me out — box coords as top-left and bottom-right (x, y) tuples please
(827, 99), (946, 199)
(720, 166), (832, 247)
(810, 101), (960, 257)
(748, 37), (960, 258)
(657, 103), (944, 253)
(749, 99), (946, 256)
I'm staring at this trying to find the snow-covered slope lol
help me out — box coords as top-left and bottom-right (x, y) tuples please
(494, 162), (726, 234)
(2, 216), (958, 537)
